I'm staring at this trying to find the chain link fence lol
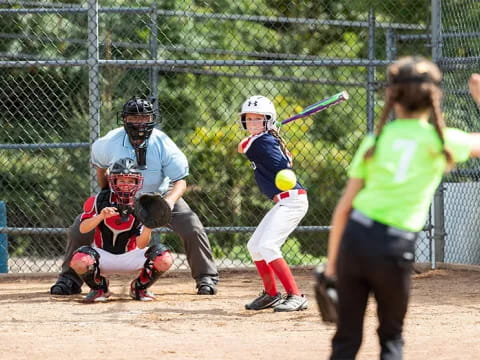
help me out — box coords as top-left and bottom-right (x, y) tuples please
(439, 0), (480, 265)
(0, 0), (478, 273)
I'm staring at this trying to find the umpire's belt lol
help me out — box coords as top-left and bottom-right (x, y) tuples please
(350, 209), (416, 241)
(273, 189), (307, 203)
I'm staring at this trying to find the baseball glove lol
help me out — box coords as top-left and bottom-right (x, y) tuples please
(134, 192), (172, 228)
(313, 263), (338, 324)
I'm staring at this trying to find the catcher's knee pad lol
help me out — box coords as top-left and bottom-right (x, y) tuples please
(152, 250), (173, 272)
(70, 250), (96, 275)
(134, 244), (171, 290)
(71, 246), (107, 291)
(146, 243), (173, 272)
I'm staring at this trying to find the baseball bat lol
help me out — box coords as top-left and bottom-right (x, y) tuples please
(277, 91), (349, 127)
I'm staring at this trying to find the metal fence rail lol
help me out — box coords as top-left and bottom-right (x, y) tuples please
(0, 0), (478, 273)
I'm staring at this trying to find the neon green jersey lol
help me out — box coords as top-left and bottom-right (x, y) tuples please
(349, 119), (472, 231)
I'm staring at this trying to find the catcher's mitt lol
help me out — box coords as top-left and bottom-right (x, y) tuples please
(313, 263), (338, 324)
(134, 192), (172, 228)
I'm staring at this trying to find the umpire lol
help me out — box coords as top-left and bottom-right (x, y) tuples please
(50, 97), (219, 296)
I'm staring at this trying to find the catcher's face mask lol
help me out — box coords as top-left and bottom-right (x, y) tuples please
(108, 173), (144, 207)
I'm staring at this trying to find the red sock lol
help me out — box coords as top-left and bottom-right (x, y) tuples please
(138, 268), (150, 285)
(269, 258), (300, 296)
(254, 260), (278, 296)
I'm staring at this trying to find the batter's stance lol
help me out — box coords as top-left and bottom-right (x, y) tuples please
(51, 97), (218, 296)
(238, 95), (308, 312)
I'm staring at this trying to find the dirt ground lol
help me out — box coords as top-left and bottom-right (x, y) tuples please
(0, 267), (479, 360)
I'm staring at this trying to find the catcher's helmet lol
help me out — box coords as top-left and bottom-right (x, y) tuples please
(239, 95), (277, 131)
(120, 97), (156, 144)
(107, 158), (144, 206)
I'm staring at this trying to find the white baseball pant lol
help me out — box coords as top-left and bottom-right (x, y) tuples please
(247, 192), (308, 263)
(93, 247), (148, 276)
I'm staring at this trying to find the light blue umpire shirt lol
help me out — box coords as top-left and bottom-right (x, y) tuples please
(91, 127), (189, 195)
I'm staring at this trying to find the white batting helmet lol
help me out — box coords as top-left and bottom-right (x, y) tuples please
(239, 95), (277, 131)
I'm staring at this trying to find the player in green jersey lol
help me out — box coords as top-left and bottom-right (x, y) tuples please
(324, 57), (480, 360)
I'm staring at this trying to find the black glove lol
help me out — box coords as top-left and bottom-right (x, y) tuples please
(313, 263), (338, 324)
(134, 192), (172, 228)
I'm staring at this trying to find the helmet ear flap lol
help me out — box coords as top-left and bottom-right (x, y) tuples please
(264, 114), (277, 131)
(240, 114), (247, 129)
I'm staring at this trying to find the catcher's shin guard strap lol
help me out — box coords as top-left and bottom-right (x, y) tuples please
(73, 246), (107, 291)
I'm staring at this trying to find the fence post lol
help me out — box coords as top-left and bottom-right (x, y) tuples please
(0, 201), (8, 273)
(150, 3), (160, 121)
(386, 28), (396, 121)
(87, 0), (101, 195)
(431, 0), (445, 268)
(386, 28), (397, 61)
(367, 8), (376, 133)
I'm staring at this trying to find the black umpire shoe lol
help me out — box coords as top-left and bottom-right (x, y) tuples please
(50, 276), (82, 295)
(273, 294), (308, 312)
(245, 290), (282, 310)
(196, 277), (218, 295)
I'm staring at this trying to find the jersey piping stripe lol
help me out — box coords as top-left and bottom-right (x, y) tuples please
(241, 132), (265, 153)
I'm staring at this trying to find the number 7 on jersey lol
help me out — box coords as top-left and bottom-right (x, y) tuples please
(392, 139), (417, 182)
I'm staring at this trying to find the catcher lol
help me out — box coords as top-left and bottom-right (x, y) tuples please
(69, 158), (173, 303)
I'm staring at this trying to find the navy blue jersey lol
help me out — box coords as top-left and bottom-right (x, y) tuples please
(241, 132), (304, 199)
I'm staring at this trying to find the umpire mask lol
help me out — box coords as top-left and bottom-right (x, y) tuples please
(120, 97), (156, 169)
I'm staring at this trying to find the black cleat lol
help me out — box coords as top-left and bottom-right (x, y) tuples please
(245, 291), (282, 310)
(196, 277), (217, 295)
(50, 277), (82, 295)
(274, 294), (308, 312)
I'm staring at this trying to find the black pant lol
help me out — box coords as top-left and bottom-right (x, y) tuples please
(330, 216), (417, 360)
(59, 197), (218, 286)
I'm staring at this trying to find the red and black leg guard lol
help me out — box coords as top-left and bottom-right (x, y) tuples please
(131, 244), (172, 298)
(72, 246), (108, 291)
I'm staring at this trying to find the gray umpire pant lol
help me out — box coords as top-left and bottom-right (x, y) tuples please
(59, 198), (219, 286)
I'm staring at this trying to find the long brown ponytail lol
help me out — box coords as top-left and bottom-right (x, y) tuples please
(364, 90), (395, 159)
(269, 129), (291, 163)
(429, 84), (454, 169)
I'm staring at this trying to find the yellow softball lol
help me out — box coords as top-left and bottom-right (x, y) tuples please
(275, 169), (297, 191)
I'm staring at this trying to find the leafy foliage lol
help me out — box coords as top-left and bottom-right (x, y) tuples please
(0, 0), (447, 265)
